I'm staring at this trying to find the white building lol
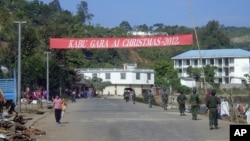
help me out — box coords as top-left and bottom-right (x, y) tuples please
(127, 31), (168, 36)
(171, 48), (250, 85)
(77, 63), (154, 96)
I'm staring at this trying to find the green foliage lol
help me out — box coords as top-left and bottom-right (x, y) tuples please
(186, 66), (201, 81)
(48, 0), (62, 12)
(119, 21), (132, 31)
(86, 76), (111, 92)
(64, 50), (89, 69)
(175, 85), (191, 94)
(76, 1), (93, 23)
(22, 55), (46, 88)
(199, 20), (231, 49)
(204, 65), (216, 84)
(152, 60), (179, 89)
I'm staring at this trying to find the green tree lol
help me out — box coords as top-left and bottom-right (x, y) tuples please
(76, 1), (94, 23)
(48, 0), (62, 12)
(91, 76), (111, 93)
(152, 23), (165, 32)
(135, 24), (149, 31)
(22, 55), (46, 89)
(119, 21), (132, 31)
(64, 50), (89, 69)
(186, 66), (201, 82)
(199, 20), (231, 49)
(204, 65), (216, 84)
(152, 60), (179, 89)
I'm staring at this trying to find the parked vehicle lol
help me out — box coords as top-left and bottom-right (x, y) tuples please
(123, 88), (135, 101)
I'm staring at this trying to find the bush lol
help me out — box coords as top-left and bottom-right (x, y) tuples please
(176, 85), (191, 94)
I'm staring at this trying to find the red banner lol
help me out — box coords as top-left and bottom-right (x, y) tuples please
(50, 34), (193, 49)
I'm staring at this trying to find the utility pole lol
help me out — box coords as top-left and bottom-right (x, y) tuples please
(14, 21), (26, 113)
(44, 52), (51, 102)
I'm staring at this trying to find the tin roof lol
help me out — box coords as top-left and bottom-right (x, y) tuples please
(171, 48), (250, 59)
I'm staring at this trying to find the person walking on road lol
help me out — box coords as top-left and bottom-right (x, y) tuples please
(189, 89), (200, 120)
(177, 91), (187, 116)
(148, 90), (154, 108)
(161, 88), (169, 111)
(206, 89), (221, 130)
(71, 89), (76, 103)
(53, 95), (62, 124)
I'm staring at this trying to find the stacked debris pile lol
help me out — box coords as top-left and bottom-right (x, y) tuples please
(0, 114), (46, 141)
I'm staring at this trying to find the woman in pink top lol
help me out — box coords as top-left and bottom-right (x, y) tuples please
(53, 95), (62, 124)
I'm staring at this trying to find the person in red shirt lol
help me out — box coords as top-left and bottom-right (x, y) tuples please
(53, 95), (62, 124)
(205, 92), (211, 103)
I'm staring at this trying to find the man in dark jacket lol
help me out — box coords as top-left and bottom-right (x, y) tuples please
(206, 89), (221, 130)
(189, 89), (200, 120)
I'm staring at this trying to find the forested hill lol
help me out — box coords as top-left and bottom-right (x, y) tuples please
(0, 0), (250, 69)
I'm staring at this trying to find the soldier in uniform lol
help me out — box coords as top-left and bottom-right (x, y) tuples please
(206, 89), (221, 130)
(189, 89), (200, 120)
(177, 91), (187, 116)
(148, 90), (154, 108)
(161, 88), (169, 111)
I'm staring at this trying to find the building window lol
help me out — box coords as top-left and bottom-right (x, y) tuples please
(178, 60), (182, 67)
(202, 59), (206, 65)
(210, 59), (214, 65)
(179, 69), (182, 73)
(218, 78), (222, 83)
(218, 59), (222, 66)
(147, 73), (151, 80)
(136, 73), (140, 80)
(224, 58), (229, 66)
(121, 73), (126, 79)
(194, 59), (198, 66)
(186, 60), (190, 65)
(92, 73), (97, 78)
(175, 61), (178, 66)
(105, 73), (110, 79)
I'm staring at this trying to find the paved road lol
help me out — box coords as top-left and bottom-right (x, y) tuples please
(34, 97), (231, 141)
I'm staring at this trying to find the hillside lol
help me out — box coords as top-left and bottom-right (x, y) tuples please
(232, 35), (250, 43)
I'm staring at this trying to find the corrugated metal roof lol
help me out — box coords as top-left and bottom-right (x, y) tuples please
(171, 48), (250, 59)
